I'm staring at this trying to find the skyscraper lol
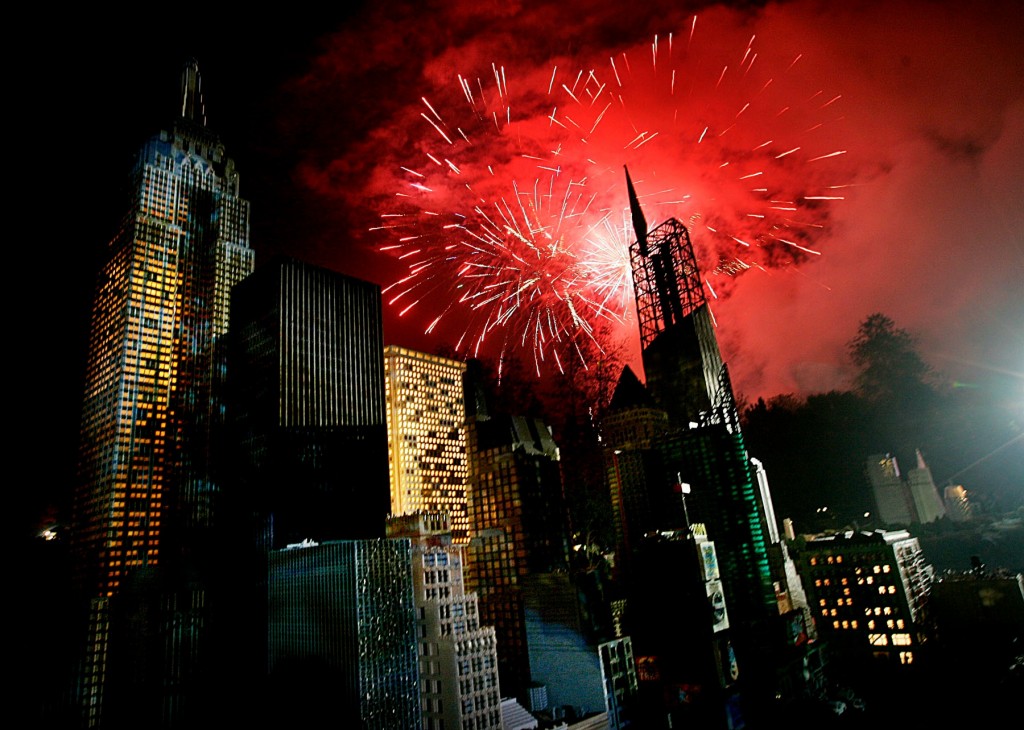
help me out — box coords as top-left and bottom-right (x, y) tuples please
(905, 449), (947, 524)
(70, 60), (254, 727)
(384, 346), (471, 542)
(386, 513), (504, 730)
(624, 170), (776, 624)
(866, 453), (914, 526)
(464, 407), (577, 696)
(621, 169), (804, 722)
(793, 529), (934, 668)
(228, 256), (391, 548)
(266, 538), (422, 729)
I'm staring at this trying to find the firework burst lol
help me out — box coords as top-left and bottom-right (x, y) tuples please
(374, 14), (848, 372)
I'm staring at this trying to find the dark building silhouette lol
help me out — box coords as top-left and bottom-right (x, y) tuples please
(607, 169), (813, 725)
(228, 256), (390, 549)
(624, 170), (777, 617)
(224, 257), (392, 713)
(68, 60), (254, 728)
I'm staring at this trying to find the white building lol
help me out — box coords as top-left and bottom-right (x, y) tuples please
(388, 513), (503, 730)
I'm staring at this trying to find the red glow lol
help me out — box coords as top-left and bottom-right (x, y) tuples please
(368, 13), (847, 374)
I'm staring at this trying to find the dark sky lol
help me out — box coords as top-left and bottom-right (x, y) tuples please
(20, 0), (1022, 530)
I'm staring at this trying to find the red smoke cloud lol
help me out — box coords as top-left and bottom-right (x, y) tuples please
(278, 0), (1023, 403)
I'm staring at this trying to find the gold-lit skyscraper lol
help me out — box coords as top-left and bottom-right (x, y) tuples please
(384, 347), (470, 543)
(70, 60), (254, 727)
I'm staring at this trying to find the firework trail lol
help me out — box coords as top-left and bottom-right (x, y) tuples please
(373, 14), (847, 373)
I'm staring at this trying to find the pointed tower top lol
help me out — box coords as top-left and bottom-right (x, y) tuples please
(180, 59), (206, 126)
(609, 365), (657, 412)
(625, 166), (649, 257)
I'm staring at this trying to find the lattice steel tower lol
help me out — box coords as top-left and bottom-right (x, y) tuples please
(626, 169), (731, 430)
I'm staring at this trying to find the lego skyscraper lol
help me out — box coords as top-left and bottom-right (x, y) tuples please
(228, 256), (391, 548)
(384, 346), (471, 542)
(625, 168), (775, 624)
(266, 539), (422, 729)
(619, 169), (796, 723)
(70, 61), (254, 727)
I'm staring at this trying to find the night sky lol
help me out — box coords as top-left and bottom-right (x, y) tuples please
(20, 0), (1022, 531)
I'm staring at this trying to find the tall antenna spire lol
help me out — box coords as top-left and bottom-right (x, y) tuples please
(180, 59), (206, 126)
(625, 166), (649, 257)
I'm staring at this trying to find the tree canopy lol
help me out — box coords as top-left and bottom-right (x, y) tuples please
(848, 312), (936, 403)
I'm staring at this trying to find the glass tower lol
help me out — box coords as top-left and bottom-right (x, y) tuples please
(70, 60), (254, 727)
(266, 539), (422, 729)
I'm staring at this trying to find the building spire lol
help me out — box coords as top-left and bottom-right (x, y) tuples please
(180, 59), (206, 126)
(625, 166), (649, 257)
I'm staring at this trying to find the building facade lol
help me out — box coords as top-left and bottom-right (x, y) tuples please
(70, 60), (254, 727)
(384, 347), (471, 542)
(904, 450), (947, 524)
(598, 637), (639, 730)
(387, 513), (503, 730)
(865, 453), (915, 526)
(794, 529), (934, 667)
(266, 539), (422, 729)
(464, 412), (574, 701)
(620, 171), (812, 723)
(228, 256), (391, 548)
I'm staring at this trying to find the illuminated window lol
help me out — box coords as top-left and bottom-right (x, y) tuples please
(869, 633), (888, 646)
(892, 633), (912, 646)
(900, 651), (914, 664)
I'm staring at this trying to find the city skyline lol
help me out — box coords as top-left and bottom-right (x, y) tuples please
(21, 0), (1022, 532)
(18, 9), (1023, 723)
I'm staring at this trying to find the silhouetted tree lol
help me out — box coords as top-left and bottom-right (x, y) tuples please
(848, 313), (937, 404)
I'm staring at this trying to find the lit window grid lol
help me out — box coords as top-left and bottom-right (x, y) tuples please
(802, 541), (926, 655)
(74, 137), (254, 600)
(385, 347), (470, 542)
